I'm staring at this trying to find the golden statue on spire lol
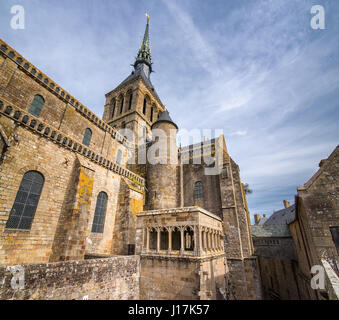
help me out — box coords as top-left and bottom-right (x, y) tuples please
(145, 12), (150, 22)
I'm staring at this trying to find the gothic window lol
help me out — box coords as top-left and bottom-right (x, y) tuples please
(111, 98), (116, 118)
(194, 181), (204, 200)
(143, 95), (149, 115)
(28, 95), (45, 117)
(120, 96), (124, 114)
(128, 91), (133, 110)
(160, 228), (169, 250)
(82, 128), (92, 147)
(184, 228), (194, 251)
(150, 106), (154, 122)
(116, 149), (122, 164)
(6, 171), (44, 230)
(91, 191), (108, 233)
(202, 231), (206, 250)
(172, 227), (181, 251)
(149, 229), (157, 250)
(330, 227), (339, 254)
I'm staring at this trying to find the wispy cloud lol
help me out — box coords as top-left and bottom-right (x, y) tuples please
(1, 0), (338, 222)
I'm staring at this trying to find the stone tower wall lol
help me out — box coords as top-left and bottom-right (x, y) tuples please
(146, 121), (178, 210)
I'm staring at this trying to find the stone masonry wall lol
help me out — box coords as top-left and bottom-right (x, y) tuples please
(0, 256), (139, 300)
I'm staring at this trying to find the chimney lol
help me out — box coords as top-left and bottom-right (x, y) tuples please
(283, 200), (291, 208)
(254, 214), (261, 224)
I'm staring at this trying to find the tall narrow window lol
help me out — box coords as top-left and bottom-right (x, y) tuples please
(128, 92), (133, 110)
(143, 97), (147, 115)
(120, 96), (124, 114)
(150, 106), (154, 122)
(194, 181), (203, 199)
(28, 95), (45, 117)
(6, 171), (44, 230)
(111, 98), (116, 118)
(82, 128), (92, 147)
(116, 149), (122, 164)
(91, 192), (108, 233)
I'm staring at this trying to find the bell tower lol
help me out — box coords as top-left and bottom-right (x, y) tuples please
(103, 14), (165, 147)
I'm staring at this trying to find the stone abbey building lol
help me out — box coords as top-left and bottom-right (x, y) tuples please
(0, 18), (261, 300)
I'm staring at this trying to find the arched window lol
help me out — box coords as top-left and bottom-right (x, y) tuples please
(143, 95), (149, 115)
(91, 191), (108, 233)
(120, 95), (124, 114)
(194, 181), (203, 199)
(160, 228), (169, 250)
(149, 228), (157, 250)
(82, 128), (92, 147)
(116, 149), (122, 164)
(111, 98), (116, 118)
(6, 171), (44, 230)
(184, 228), (194, 251)
(128, 91), (133, 110)
(172, 227), (181, 251)
(28, 95), (45, 117)
(150, 106), (154, 122)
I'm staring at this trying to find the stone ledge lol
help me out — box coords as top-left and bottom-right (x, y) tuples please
(137, 206), (222, 221)
(0, 98), (145, 187)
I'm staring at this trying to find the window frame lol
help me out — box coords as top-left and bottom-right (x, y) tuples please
(28, 94), (45, 117)
(5, 171), (44, 230)
(91, 191), (108, 234)
(82, 128), (92, 147)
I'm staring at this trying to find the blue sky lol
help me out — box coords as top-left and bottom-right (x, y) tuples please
(1, 0), (338, 221)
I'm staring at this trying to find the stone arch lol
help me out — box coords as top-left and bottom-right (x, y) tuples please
(111, 97), (116, 118)
(118, 93), (124, 114)
(184, 226), (194, 251)
(160, 227), (169, 250)
(150, 103), (156, 122)
(143, 94), (150, 115)
(171, 227), (181, 251)
(149, 227), (157, 250)
(126, 89), (133, 111)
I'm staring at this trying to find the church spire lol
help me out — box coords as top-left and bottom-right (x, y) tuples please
(134, 13), (152, 75)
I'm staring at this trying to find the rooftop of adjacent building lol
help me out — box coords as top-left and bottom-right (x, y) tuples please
(252, 200), (295, 238)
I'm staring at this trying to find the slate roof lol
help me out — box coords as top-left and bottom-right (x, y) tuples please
(119, 67), (162, 103)
(152, 110), (178, 129)
(264, 204), (296, 226)
(251, 224), (291, 238)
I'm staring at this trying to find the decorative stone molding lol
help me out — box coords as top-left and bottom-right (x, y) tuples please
(0, 99), (145, 187)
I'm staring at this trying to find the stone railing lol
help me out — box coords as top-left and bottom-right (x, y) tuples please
(137, 207), (224, 258)
(142, 225), (224, 257)
(0, 99), (145, 187)
(0, 38), (133, 149)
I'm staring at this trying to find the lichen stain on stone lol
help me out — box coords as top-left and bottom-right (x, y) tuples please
(130, 198), (143, 218)
(77, 169), (93, 204)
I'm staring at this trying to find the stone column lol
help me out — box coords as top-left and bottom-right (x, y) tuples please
(194, 226), (198, 256)
(157, 228), (160, 253)
(168, 228), (172, 253)
(211, 231), (215, 252)
(146, 228), (150, 253)
(199, 227), (203, 256)
(180, 227), (184, 254)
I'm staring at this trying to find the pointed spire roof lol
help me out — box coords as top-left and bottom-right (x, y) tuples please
(134, 14), (152, 73)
